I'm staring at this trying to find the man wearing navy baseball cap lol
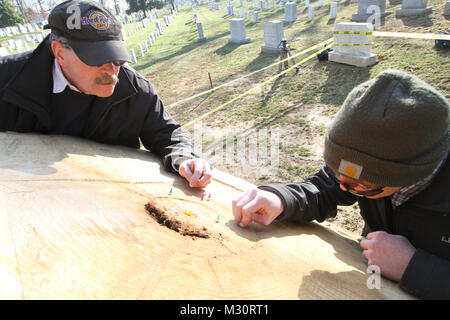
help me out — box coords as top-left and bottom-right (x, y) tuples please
(45, 0), (131, 68)
(0, 0), (212, 188)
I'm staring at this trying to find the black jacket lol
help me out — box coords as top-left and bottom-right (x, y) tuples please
(0, 37), (201, 170)
(261, 155), (450, 299)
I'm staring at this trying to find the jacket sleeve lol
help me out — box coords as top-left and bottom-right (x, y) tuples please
(259, 165), (357, 223)
(400, 249), (450, 299)
(139, 90), (207, 172)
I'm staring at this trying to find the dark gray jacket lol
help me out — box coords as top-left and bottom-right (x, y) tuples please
(261, 155), (450, 299)
(0, 37), (201, 170)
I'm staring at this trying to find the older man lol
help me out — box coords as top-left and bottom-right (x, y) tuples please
(232, 69), (450, 299)
(0, 0), (210, 188)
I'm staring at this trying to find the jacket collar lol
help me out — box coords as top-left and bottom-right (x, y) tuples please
(3, 35), (138, 131)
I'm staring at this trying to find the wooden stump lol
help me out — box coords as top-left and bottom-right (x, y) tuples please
(0, 133), (413, 299)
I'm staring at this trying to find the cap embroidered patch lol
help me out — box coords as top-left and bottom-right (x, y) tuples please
(81, 11), (112, 30)
(338, 160), (363, 179)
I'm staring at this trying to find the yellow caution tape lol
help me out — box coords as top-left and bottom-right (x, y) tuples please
(334, 31), (450, 40)
(334, 31), (373, 36)
(373, 31), (450, 41)
(166, 38), (334, 110)
(181, 43), (334, 129)
(334, 42), (374, 46)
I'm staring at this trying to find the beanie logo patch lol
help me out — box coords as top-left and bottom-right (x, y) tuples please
(338, 160), (363, 179)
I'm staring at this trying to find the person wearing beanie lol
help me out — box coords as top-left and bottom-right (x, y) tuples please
(232, 69), (450, 299)
(0, 0), (211, 188)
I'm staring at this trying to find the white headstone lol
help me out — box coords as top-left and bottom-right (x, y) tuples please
(18, 24), (27, 34)
(352, 0), (391, 22)
(0, 47), (9, 57)
(253, 11), (259, 22)
(228, 18), (251, 44)
(328, 22), (377, 67)
(261, 20), (284, 53)
(156, 22), (163, 34)
(318, 0), (323, 8)
(138, 43), (144, 57)
(284, 2), (298, 23)
(196, 21), (207, 41)
(396, 0), (432, 16)
(144, 40), (149, 52)
(130, 49), (137, 64)
(305, 0), (309, 7)
(259, 0), (263, 9)
(8, 39), (16, 49)
(330, 1), (338, 19)
(308, 5), (314, 20)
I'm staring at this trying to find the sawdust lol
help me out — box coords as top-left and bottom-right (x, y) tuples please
(145, 203), (210, 239)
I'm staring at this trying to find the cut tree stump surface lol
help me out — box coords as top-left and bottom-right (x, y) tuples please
(0, 133), (413, 299)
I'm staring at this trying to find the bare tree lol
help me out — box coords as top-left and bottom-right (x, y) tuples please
(15, 0), (29, 23)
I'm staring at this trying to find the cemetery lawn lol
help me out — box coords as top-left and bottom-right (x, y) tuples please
(127, 0), (449, 234)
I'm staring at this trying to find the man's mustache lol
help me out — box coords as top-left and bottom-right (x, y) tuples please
(95, 74), (119, 85)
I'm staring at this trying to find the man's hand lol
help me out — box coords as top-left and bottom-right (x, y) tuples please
(178, 158), (212, 188)
(360, 231), (416, 282)
(232, 188), (284, 228)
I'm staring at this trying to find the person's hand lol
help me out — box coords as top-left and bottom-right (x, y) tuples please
(360, 231), (416, 282)
(178, 158), (212, 188)
(232, 188), (284, 228)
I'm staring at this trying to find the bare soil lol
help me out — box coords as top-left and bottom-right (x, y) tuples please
(145, 202), (211, 238)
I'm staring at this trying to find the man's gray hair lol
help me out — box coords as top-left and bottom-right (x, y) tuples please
(50, 33), (72, 50)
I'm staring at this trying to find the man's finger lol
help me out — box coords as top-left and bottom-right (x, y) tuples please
(197, 167), (212, 187)
(360, 238), (373, 250)
(179, 161), (193, 180)
(362, 249), (371, 260)
(232, 189), (251, 224)
(190, 160), (204, 187)
(252, 212), (273, 226)
(239, 196), (265, 227)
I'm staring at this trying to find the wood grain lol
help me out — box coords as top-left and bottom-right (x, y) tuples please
(0, 133), (413, 299)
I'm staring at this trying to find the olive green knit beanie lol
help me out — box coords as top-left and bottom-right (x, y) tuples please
(324, 69), (450, 187)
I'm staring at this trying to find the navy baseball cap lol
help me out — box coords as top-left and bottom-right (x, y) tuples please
(45, 0), (131, 66)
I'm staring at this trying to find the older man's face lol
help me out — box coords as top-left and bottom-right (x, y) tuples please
(52, 41), (120, 98)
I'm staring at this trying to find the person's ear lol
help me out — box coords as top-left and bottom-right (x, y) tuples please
(51, 41), (66, 67)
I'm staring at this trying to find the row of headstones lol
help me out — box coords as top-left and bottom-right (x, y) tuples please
(226, 18), (382, 68)
(128, 11), (178, 64)
(208, 1), (338, 26)
(222, 0), (289, 10)
(0, 30), (50, 57)
(277, 0), (329, 22)
(125, 17), (153, 38)
(0, 22), (46, 38)
(351, 0), (447, 22)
